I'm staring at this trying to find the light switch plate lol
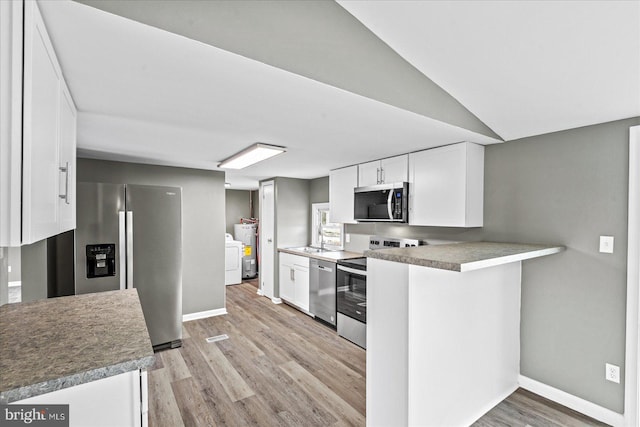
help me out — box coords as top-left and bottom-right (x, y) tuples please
(600, 236), (614, 253)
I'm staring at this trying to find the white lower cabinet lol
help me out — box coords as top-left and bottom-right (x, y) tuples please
(279, 253), (310, 312)
(14, 370), (149, 427)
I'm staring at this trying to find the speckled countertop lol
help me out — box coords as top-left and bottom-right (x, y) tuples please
(0, 289), (155, 403)
(364, 241), (565, 272)
(279, 247), (364, 262)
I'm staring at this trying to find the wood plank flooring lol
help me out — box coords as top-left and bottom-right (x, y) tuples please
(148, 280), (365, 427)
(148, 280), (609, 427)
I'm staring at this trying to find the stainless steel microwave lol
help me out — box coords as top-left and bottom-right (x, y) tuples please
(354, 182), (409, 222)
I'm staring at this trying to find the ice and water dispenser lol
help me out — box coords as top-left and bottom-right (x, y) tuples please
(85, 244), (116, 278)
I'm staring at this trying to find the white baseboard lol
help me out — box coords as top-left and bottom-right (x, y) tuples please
(256, 288), (263, 296)
(182, 308), (227, 322)
(518, 375), (625, 427)
(271, 297), (282, 304)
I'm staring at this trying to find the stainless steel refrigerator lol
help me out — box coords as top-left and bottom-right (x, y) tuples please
(75, 182), (183, 350)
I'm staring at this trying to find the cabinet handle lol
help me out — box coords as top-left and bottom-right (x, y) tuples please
(381, 167), (385, 184)
(58, 162), (70, 204)
(290, 268), (294, 281)
(376, 168), (380, 184)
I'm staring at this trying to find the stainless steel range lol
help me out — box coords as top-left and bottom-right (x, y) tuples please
(336, 236), (421, 349)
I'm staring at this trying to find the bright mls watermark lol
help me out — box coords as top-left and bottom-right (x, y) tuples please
(0, 405), (69, 426)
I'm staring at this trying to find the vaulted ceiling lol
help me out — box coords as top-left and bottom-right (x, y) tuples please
(39, 1), (640, 189)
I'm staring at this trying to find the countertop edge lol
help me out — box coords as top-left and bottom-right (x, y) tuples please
(459, 246), (565, 272)
(0, 355), (156, 404)
(278, 248), (364, 262)
(365, 243), (566, 271)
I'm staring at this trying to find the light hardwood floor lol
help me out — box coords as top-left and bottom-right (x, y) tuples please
(148, 280), (608, 427)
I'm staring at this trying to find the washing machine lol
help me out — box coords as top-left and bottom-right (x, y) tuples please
(225, 233), (243, 285)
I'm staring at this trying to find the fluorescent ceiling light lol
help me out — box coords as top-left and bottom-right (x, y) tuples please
(218, 143), (286, 169)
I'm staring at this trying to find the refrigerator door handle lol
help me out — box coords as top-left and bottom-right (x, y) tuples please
(118, 211), (126, 291)
(126, 211), (134, 289)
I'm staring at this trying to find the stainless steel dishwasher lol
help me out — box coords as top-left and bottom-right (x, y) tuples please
(309, 258), (337, 328)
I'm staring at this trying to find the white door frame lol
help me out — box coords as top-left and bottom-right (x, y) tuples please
(259, 180), (279, 302)
(624, 125), (640, 426)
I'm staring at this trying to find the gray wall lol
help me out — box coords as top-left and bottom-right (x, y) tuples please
(251, 190), (259, 220)
(310, 176), (329, 204)
(344, 117), (640, 412)
(7, 246), (20, 282)
(265, 177), (310, 297)
(275, 177), (310, 248)
(225, 189), (252, 236)
(78, 159), (226, 316)
(482, 117), (638, 413)
(21, 240), (48, 303)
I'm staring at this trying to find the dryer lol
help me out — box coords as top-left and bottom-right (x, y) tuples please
(225, 233), (243, 285)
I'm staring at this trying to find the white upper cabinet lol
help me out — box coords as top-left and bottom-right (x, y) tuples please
(358, 154), (408, 187)
(0, 0), (77, 246)
(329, 165), (358, 224)
(409, 142), (484, 227)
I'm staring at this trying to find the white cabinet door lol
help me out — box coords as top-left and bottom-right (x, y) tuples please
(22, 0), (61, 244)
(380, 155), (409, 184)
(358, 155), (408, 186)
(294, 265), (310, 311)
(409, 142), (484, 227)
(18, 0), (77, 245)
(279, 260), (295, 303)
(329, 166), (357, 224)
(58, 83), (77, 233)
(358, 160), (380, 187)
(278, 253), (310, 312)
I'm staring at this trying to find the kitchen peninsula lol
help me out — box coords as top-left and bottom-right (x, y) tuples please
(365, 241), (565, 426)
(0, 289), (155, 427)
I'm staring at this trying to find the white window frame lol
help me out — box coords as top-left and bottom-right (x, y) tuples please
(311, 202), (344, 250)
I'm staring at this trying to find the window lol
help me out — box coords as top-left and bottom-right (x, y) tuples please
(311, 203), (344, 250)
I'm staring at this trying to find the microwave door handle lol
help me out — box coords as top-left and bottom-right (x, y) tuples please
(387, 190), (393, 219)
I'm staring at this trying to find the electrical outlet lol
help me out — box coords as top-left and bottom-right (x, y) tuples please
(599, 236), (614, 253)
(345, 233), (351, 243)
(606, 363), (620, 383)
(7, 265), (11, 273)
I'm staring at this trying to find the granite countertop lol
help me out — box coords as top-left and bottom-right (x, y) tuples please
(364, 241), (565, 272)
(279, 247), (364, 262)
(0, 289), (155, 403)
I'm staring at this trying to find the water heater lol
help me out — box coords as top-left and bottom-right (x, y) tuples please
(233, 223), (258, 279)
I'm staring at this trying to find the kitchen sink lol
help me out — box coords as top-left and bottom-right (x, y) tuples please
(290, 246), (335, 254)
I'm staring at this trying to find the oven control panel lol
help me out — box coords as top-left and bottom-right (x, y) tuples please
(369, 236), (421, 250)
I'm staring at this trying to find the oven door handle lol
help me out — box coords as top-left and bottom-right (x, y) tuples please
(387, 189), (394, 219)
(337, 265), (367, 276)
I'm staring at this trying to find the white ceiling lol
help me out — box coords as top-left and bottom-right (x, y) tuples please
(39, 1), (640, 189)
(339, 0), (640, 141)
